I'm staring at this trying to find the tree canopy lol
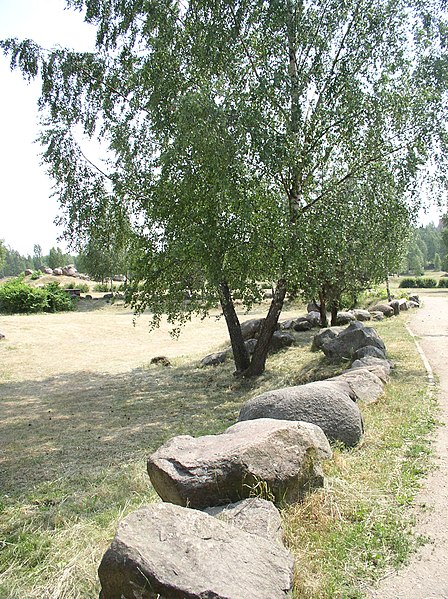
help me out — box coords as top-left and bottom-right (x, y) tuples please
(2, 0), (448, 374)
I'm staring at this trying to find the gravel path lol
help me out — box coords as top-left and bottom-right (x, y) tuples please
(368, 294), (448, 599)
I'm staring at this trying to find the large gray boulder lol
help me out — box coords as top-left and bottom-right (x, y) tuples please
(350, 356), (392, 382)
(311, 327), (339, 352)
(330, 369), (384, 404)
(353, 309), (371, 322)
(204, 498), (284, 544)
(335, 311), (356, 325)
(98, 503), (294, 599)
(240, 318), (266, 340)
(238, 381), (363, 447)
(294, 318), (313, 332)
(320, 322), (386, 362)
(353, 345), (386, 361)
(147, 418), (332, 508)
(369, 304), (394, 317)
(270, 331), (295, 352)
(389, 300), (400, 316)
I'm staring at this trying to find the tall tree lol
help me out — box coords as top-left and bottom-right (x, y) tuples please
(297, 174), (411, 325)
(0, 240), (6, 274)
(33, 244), (43, 270)
(2, 0), (448, 375)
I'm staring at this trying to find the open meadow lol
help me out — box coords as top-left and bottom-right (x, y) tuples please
(0, 297), (438, 598)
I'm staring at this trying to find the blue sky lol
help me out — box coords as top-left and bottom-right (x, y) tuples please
(0, 0), (444, 256)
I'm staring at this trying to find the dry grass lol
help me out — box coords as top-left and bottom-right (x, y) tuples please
(0, 302), (435, 598)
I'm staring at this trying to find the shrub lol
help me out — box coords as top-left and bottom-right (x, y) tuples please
(30, 270), (43, 280)
(45, 282), (76, 312)
(437, 278), (448, 288)
(0, 278), (75, 314)
(399, 277), (437, 288)
(0, 277), (48, 313)
(64, 282), (90, 293)
(93, 282), (116, 292)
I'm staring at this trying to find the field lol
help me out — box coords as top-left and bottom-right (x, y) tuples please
(0, 297), (437, 598)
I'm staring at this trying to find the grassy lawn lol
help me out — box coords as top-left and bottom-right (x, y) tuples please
(0, 302), (437, 598)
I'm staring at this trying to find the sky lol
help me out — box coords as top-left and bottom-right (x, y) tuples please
(0, 1), (445, 257)
(0, 0), (96, 256)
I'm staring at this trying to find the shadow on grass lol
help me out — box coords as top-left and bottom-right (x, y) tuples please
(0, 362), (255, 497)
(0, 339), (339, 498)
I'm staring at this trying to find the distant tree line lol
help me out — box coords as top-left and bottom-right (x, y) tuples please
(400, 221), (448, 277)
(0, 238), (130, 284)
(0, 241), (75, 278)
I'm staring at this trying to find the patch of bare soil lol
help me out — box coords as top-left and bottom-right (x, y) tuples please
(368, 294), (448, 598)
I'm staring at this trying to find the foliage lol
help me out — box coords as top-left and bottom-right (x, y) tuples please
(47, 246), (72, 269)
(401, 223), (445, 274)
(30, 270), (43, 280)
(296, 178), (410, 323)
(399, 277), (437, 288)
(0, 246), (33, 277)
(32, 244), (43, 271)
(437, 277), (448, 287)
(2, 0), (448, 373)
(0, 277), (48, 313)
(0, 277), (75, 314)
(0, 240), (6, 272)
(44, 282), (76, 312)
(64, 282), (90, 293)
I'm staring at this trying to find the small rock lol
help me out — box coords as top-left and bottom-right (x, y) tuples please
(353, 345), (386, 361)
(388, 300), (400, 316)
(306, 311), (322, 327)
(270, 331), (295, 352)
(407, 300), (419, 309)
(201, 350), (228, 367)
(240, 318), (266, 340)
(350, 356), (392, 382)
(320, 322), (386, 362)
(311, 328), (338, 352)
(150, 356), (171, 367)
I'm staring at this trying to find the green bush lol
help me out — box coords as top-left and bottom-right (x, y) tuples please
(64, 282), (90, 293)
(30, 270), (43, 280)
(45, 282), (76, 312)
(437, 278), (448, 288)
(399, 277), (437, 288)
(0, 278), (75, 314)
(93, 282), (116, 292)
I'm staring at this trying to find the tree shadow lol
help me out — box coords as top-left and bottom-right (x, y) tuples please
(0, 361), (260, 497)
